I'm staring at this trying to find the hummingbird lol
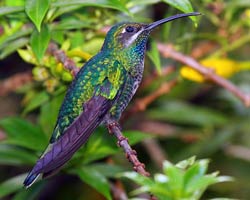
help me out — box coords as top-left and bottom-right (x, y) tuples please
(23, 12), (200, 187)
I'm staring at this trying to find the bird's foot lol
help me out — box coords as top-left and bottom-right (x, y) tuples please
(117, 136), (128, 147)
(133, 162), (146, 172)
(107, 121), (121, 134)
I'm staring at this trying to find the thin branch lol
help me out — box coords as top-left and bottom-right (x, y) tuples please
(140, 65), (176, 89)
(110, 181), (128, 200)
(47, 43), (80, 76)
(0, 71), (32, 97)
(129, 79), (178, 114)
(107, 123), (150, 177)
(224, 145), (250, 162)
(142, 138), (167, 169)
(157, 43), (250, 107)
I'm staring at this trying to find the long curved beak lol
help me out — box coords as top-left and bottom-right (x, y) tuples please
(145, 12), (201, 31)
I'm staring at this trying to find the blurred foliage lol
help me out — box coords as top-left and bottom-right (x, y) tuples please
(180, 58), (250, 83)
(0, 0), (250, 199)
(122, 157), (233, 200)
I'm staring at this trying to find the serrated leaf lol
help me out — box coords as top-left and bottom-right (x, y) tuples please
(75, 167), (112, 200)
(0, 174), (27, 198)
(0, 117), (47, 151)
(30, 25), (50, 63)
(25, 0), (50, 32)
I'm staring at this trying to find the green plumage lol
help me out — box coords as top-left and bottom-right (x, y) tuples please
(23, 12), (200, 187)
(51, 22), (148, 143)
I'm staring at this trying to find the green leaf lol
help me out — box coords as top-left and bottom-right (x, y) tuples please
(162, 0), (193, 13)
(147, 101), (228, 127)
(163, 160), (184, 197)
(176, 156), (196, 169)
(80, 129), (117, 164)
(25, 0), (50, 32)
(39, 93), (64, 136)
(88, 163), (124, 178)
(52, 0), (130, 16)
(147, 40), (162, 74)
(23, 91), (50, 114)
(0, 6), (24, 16)
(123, 130), (152, 145)
(13, 182), (45, 200)
(6, 0), (25, 6)
(54, 18), (92, 30)
(162, 0), (198, 25)
(183, 160), (209, 192)
(0, 173), (27, 198)
(121, 171), (153, 186)
(0, 38), (29, 60)
(30, 25), (51, 63)
(126, 0), (160, 8)
(0, 27), (32, 48)
(75, 166), (112, 200)
(79, 129), (151, 164)
(0, 117), (47, 151)
(0, 144), (37, 166)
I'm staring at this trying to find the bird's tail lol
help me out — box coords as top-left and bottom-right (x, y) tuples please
(23, 95), (114, 188)
(23, 171), (41, 188)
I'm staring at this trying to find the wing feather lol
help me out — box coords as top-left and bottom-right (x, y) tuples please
(23, 94), (114, 187)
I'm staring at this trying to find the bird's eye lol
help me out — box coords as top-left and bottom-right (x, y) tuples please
(125, 26), (134, 33)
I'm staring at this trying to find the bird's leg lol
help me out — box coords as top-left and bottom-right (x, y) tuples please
(106, 121), (150, 177)
(107, 121), (121, 134)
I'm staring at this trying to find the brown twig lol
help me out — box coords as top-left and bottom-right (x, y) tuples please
(190, 41), (218, 59)
(140, 65), (176, 89)
(47, 43), (80, 76)
(142, 138), (167, 169)
(110, 181), (128, 200)
(129, 79), (178, 114)
(157, 43), (250, 107)
(224, 145), (250, 161)
(107, 123), (150, 177)
(0, 71), (32, 97)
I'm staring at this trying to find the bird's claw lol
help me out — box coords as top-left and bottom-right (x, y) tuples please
(117, 136), (128, 147)
(107, 121), (121, 134)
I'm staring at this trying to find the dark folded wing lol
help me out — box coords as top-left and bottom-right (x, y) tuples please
(23, 94), (113, 186)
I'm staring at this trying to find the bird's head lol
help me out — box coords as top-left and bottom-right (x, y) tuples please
(101, 12), (201, 51)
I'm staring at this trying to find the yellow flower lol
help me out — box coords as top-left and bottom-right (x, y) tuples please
(180, 58), (250, 83)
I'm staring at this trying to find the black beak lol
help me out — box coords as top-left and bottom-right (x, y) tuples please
(145, 12), (201, 31)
